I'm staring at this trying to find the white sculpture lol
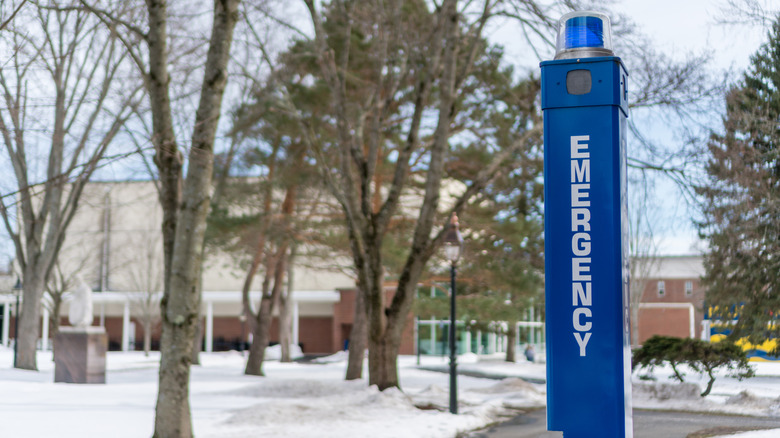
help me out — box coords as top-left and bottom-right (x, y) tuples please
(68, 277), (93, 328)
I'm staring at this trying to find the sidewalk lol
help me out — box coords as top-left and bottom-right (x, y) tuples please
(416, 354), (547, 384)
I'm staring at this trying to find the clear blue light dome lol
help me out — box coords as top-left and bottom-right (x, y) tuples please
(555, 11), (613, 59)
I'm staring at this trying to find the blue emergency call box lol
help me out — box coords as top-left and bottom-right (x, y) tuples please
(541, 11), (633, 438)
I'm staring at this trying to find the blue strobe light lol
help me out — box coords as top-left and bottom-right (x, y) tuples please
(565, 15), (604, 49)
(555, 11), (613, 59)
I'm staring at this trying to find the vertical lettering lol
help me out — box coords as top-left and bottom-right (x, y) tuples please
(572, 258), (591, 281)
(571, 159), (590, 183)
(573, 308), (592, 331)
(571, 184), (590, 207)
(572, 282), (592, 306)
(571, 135), (590, 158)
(571, 208), (591, 232)
(574, 332), (592, 357)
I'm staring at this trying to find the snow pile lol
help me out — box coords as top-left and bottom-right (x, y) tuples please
(633, 382), (701, 401)
(631, 363), (780, 418)
(202, 376), (523, 438)
(263, 344), (304, 360)
(472, 377), (542, 395)
(218, 383), (420, 437)
(726, 390), (780, 414)
(716, 430), (780, 438)
(312, 350), (350, 363)
(459, 352), (480, 364)
(410, 384), (450, 410)
(468, 377), (547, 411)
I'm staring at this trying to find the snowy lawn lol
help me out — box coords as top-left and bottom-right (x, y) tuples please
(1, 345), (779, 437)
(0, 347), (542, 438)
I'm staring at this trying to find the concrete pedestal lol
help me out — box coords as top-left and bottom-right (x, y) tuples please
(53, 326), (107, 384)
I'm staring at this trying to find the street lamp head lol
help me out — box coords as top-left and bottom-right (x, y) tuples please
(443, 213), (463, 263)
(13, 277), (21, 292)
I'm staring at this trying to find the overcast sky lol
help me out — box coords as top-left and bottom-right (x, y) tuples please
(491, 0), (771, 255)
(616, 0), (768, 254)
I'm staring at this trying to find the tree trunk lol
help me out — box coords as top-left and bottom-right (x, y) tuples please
(245, 252), (287, 376)
(152, 1), (239, 436)
(346, 284), (367, 380)
(279, 245), (296, 363)
(505, 324), (516, 363)
(191, 317), (203, 365)
(367, 334), (400, 390)
(144, 319), (152, 357)
(17, 269), (45, 370)
(155, 310), (197, 437)
(50, 294), (63, 360)
(244, 298), (272, 376)
(191, 273), (204, 365)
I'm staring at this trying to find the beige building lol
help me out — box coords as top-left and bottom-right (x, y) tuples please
(2, 180), (358, 353)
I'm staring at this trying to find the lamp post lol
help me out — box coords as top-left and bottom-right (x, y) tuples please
(443, 213), (463, 415)
(13, 277), (21, 369)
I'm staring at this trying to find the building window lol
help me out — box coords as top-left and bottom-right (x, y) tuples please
(657, 281), (665, 297)
(685, 281), (693, 296)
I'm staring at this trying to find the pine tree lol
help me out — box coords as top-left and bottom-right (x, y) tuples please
(697, 15), (780, 351)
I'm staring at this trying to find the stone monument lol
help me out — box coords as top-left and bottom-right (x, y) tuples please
(54, 278), (107, 383)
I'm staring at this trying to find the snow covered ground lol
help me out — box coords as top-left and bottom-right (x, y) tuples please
(0, 346), (778, 437)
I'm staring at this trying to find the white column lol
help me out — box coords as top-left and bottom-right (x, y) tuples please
(464, 329), (471, 354)
(488, 331), (496, 354)
(2, 302), (9, 347)
(122, 301), (130, 352)
(292, 301), (300, 345)
(205, 301), (214, 353)
(689, 305), (696, 339)
(430, 318), (436, 355)
(41, 307), (49, 351)
(476, 330), (482, 354)
(99, 303), (105, 327)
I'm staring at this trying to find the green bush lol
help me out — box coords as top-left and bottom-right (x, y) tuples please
(632, 335), (754, 396)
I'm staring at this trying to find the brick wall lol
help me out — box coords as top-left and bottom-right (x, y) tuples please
(638, 277), (706, 343)
(637, 307), (692, 344)
(299, 317), (334, 353)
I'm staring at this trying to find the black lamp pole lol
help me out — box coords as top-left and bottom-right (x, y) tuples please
(443, 214), (463, 415)
(13, 277), (21, 369)
(449, 258), (457, 414)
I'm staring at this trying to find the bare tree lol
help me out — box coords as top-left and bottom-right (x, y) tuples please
(718, 0), (776, 27)
(0, 1), (139, 370)
(78, 0), (241, 435)
(126, 232), (163, 356)
(300, 0), (553, 390)
(627, 176), (662, 347)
